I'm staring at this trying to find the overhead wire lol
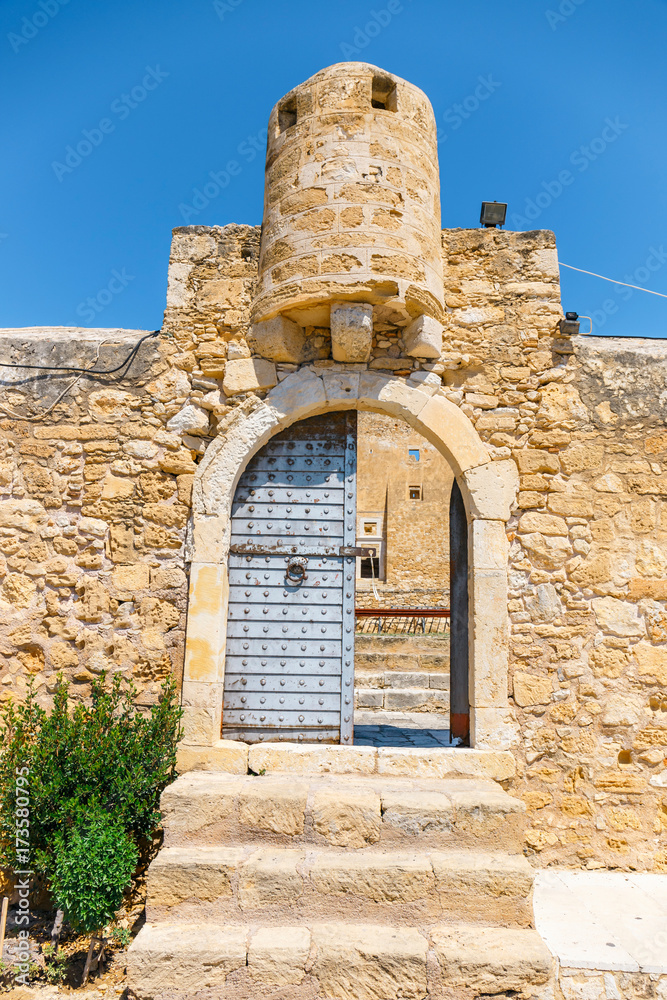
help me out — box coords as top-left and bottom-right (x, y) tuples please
(559, 263), (667, 299)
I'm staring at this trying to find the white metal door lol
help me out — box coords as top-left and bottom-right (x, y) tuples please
(222, 412), (358, 744)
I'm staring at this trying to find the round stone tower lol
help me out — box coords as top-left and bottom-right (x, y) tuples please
(250, 62), (444, 362)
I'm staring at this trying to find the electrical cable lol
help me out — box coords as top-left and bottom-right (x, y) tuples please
(559, 263), (667, 299)
(0, 329), (160, 374)
(0, 330), (160, 421)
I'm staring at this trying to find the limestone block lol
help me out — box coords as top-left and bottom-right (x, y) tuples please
(592, 596), (644, 637)
(518, 512), (568, 536)
(238, 780), (308, 836)
(462, 460), (519, 520)
(147, 846), (243, 906)
(112, 564), (150, 592)
(330, 302), (373, 362)
(0, 500), (48, 531)
(323, 371), (360, 410)
(431, 925), (551, 991)
(634, 641), (667, 685)
(160, 773), (244, 835)
(404, 314), (443, 359)
(146, 367), (192, 403)
(538, 383), (588, 426)
(247, 742), (377, 775)
(311, 923), (428, 1000)
(380, 790), (453, 836)
(222, 357), (277, 396)
(166, 404), (210, 437)
(165, 260), (194, 309)
(182, 562), (227, 685)
(127, 923), (247, 994)
(239, 848), (304, 909)
(248, 926), (310, 985)
(266, 368), (326, 426)
(471, 520), (508, 571)
(311, 787), (381, 848)
(602, 693), (644, 727)
(249, 315), (306, 363)
(520, 531), (572, 568)
(513, 671), (553, 707)
(176, 739), (249, 774)
(407, 370), (442, 395)
(376, 748), (516, 780)
(309, 851), (435, 903)
(357, 372), (431, 422)
(430, 850), (534, 901)
(526, 583), (563, 622)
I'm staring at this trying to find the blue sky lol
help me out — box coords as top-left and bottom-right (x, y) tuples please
(1, 0), (666, 337)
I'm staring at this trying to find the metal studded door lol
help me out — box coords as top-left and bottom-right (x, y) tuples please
(223, 412), (359, 745)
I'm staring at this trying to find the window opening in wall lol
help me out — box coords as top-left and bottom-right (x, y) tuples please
(371, 74), (397, 111)
(278, 97), (297, 133)
(409, 485), (422, 500)
(360, 554), (382, 579)
(364, 522), (377, 535)
(408, 449), (420, 462)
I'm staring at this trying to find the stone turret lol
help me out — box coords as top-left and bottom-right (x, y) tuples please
(250, 62), (444, 363)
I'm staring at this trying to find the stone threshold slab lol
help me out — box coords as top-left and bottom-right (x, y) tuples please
(177, 739), (515, 780)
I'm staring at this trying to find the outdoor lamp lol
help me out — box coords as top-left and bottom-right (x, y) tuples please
(480, 201), (507, 228)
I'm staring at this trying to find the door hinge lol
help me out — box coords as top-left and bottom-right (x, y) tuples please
(338, 546), (376, 557)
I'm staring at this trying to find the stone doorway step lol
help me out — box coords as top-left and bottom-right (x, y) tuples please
(127, 743), (552, 999)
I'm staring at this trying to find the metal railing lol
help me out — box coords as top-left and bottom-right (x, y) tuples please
(355, 608), (450, 636)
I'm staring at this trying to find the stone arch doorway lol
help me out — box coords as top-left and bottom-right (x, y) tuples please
(182, 368), (518, 752)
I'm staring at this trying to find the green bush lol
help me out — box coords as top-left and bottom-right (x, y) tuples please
(50, 813), (139, 935)
(0, 673), (182, 881)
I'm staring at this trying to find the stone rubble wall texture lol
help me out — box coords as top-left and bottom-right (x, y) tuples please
(2, 221), (667, 873)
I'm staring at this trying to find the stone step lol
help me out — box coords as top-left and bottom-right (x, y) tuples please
(161, 772), (526, 852)
(355, 650), (449, 673)
(146, 845), (535, 927)
(356, 669), (450, 689)
(356, 686), (450, 712)
(128, 920), (552, 999)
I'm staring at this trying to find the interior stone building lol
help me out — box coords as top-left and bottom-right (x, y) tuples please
(356, 411), (453, 606)
(2, 61), (667, 998)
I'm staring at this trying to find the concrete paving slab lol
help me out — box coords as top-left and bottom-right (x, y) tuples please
(534, 870), (667, 974)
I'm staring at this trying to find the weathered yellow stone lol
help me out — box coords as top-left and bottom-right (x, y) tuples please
(513, 672), (552, 707)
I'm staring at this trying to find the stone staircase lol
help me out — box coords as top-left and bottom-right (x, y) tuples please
(128, 744), (552, 999)
(354, 634), (450, 728)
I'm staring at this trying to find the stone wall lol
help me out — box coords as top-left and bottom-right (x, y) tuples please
(2, 223), (667, 871)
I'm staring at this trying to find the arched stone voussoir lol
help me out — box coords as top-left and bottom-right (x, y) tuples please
(411, 393), (492, 479)
(194, 400), (282, 517)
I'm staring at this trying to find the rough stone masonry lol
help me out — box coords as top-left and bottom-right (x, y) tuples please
(0, 61), (666, 874)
